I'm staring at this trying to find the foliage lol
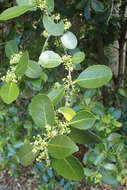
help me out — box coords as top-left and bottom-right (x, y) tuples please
(0, 0), (127, 188)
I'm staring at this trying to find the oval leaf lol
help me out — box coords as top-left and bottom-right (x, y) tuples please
(43, 14), (64, 36)
(72, 51), (85, 64)
(39, 50), (62, 68)
(25, 60), (42, 79)
(76, 65), (112, 88)
(61, 31), (78, 49)
(16, 0), (34, 6)
(48, 135), (78, 159)
(0, 5), (33, 20)
(52, 156), (84, 181)
(69, 110), (96, 130)
(58, 107), (76, 121)
(5, 40), (18, 58)
(0, 82), (19, 104)
(48, 87), (65, 106)
(29, 94), (54, 128)
(18, 143), (37, 166)
(16, 51), (29, 77)
(69, 128), (102, 144)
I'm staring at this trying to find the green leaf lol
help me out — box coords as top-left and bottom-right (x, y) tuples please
(102, 172), (118, 185)
(48, 87), (65, 106)
(76, 65), (112, 88)
(39, 51), (62, 68)
(48, 135), (78, 159)
(16, 51), (29, 77)
(118, 88), (127, 98)
(61, 31), (78, 49)
(16, 0), (34, 6)
(72, 51), (85, 64)
(18, 143), (37, 167)
(29, 94), (54, 128)
(0, 82), (19, 104)
(91, 0), (104, 12)
(69, 128), (102, 144)
(58, 107), (76, 121)
(52, 156), (84, 181)
(25, 60), (42, 79)
(108, 133), (121, 142)
(5, 40), (18, 58)
(102, 163), (117, 171)
(16, 0), (36, 11)
(46, 0), (54, 13)
(0, 5), (33, 20)
(43, 14), (64, 36)
(69, 110), (96, 130)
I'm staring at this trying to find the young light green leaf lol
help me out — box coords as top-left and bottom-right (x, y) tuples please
(52, 156), (84, 181)
(76, 65), (112, 88)
(25, 60), (42, 79)
(61, 31), (78, 49)
(39, 51), (62, 68)
(69, 110), (96, 130)
(58, 107), (76, 121)
(43, 14), (64, 36)
(16, 51), (29, 77)
(29, 94), (54, 128)
(69, 128), (102, 144)
(48, 87), (65, 106)
(18, 143), (37, 166)
(118, 88), (127, 98)
(5, 40), (18, 58)
(72, 51), (85, 64)
(0, 5), (33, 20)
(0, 82), (19, 104)
(48, 135), (78, 159)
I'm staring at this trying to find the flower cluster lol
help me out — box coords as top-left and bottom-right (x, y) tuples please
(32, 114), (71, 166)
(63, 18), (72, 31)
(35, 0), (48, 11)
(10, 52), (23, 65)
(1, 66), (18, 83)
(62, 55), (74, 72)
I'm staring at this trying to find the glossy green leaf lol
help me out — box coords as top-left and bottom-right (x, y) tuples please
(69, 110), (96, 130)
(16, 51), (29, 77)
(5, 40), (18, 58)
(43, 14), (64, 36)
(48, 135), (78, 159)
(76, 65), (112, 88)
(39, 51), (62, 68)
(0, 5), (33, 20)
(25, 60), (42, 79)
(69, 128), (102, 144)
(29, 94), (54, 128)
(61, 31), (78, 49)
(58, 107), (76, 121)
(52, 156), (84, 181)
(0, 82), (19, 104)
(48, 87), (65, 106)
(18, 143), (37, 166)
(72, 51), (85, 64)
